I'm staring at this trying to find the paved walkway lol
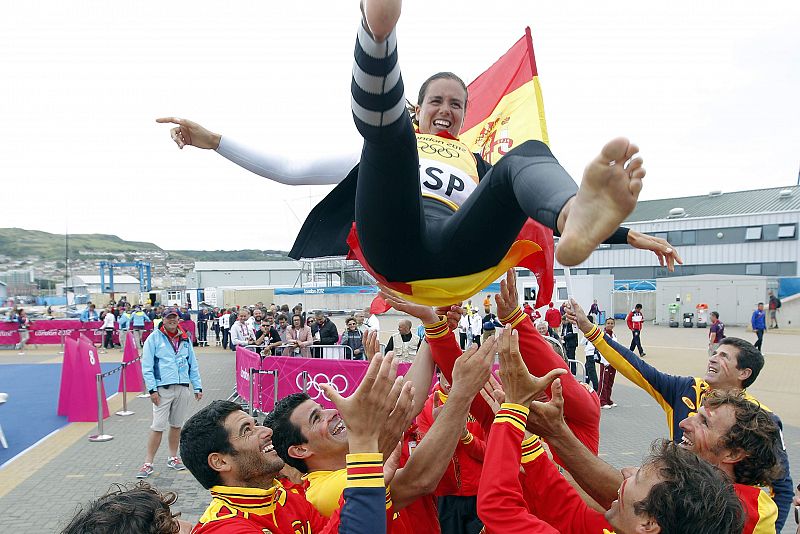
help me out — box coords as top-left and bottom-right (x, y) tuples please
(0, 324), (797, 533)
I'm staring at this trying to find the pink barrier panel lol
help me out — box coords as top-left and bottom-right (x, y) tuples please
(181, 320), (196, 342)
(57, 337), (80, 416)
(22, 320), (154, 344)
(119, 335), (145, 393)
(65, 336), (110, 422)
(0, 322), (21, 345)
(235, 348), (413, 411)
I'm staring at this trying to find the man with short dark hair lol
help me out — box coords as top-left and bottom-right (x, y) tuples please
(567, 299), (794, 529)
(180, 350), (409, 533)
(626, 303), (646, 357)
(313, 311), (339, 358)
(255, 315), (283, 355)
(137, 307), (202, 479)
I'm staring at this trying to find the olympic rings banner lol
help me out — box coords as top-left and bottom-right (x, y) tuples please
(235, 347), (413, 411)
(0, 320), (195, 345)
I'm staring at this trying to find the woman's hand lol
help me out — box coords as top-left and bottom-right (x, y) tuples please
(156, 117), (221, 150)
(626, 230), (683, 272)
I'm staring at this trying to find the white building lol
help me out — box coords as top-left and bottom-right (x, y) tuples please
(66, 274), (142, 295)
(187, 261), (304, 289)
(558, 185), (800, 280)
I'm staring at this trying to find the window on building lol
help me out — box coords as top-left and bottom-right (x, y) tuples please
(681, 230), (696, 245)
(668, 231), (682, 245)
(654, 232), (668, 241)
(745, 264), (762, 275)
(745, 227), (762, 240)
(575, 269), (588, 275)
(557, 287), (568, 300)
(600, 268), (612, 274)
(778, 225), (796, 238)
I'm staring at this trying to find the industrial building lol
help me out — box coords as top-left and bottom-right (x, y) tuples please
(556, 185), (800, 280)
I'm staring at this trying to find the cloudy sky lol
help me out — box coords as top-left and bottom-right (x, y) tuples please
(2, 1), (798, 252)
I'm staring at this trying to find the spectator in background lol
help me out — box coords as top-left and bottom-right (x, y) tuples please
(210, 307), (220, 345)
(751, 302), (766, 352)
(545, 302), (561, 330)
(255, 315), (283, 356)
(522, 302), (535, 320)
(469, 310), (483, 347)
(15, 308), (30, 355)
(101, 306), (116, 353)
(482, 294), (491, 314)
(178, 306), (191, 321)
(582, 315), (599, 391)
(293, 304), (306, 324)
(130, 305), (151, 347)
(196, 307), (209, 347)
(588, 299), (601, 323)
(384, 319), (421, 362)
(535, 319), (557, 340)
(481, 309), (501, 343)
(363, 306), (381, 333)
(118, 305), (131, 350)
(275, 314), (290, 345)
(708, 311), (725, 356)
(339, 317), (365, 360)
(458, 312), (470, 350)
(354, 310), (367, 333)
(626, 303), (646, 357)
(597, 318), (619, 409)
(768, 290), (781, 329)
(80, 303), (99, 323)
(247, 308), (263, 331)
(313, 311), (339, 358)
(218, 308), (231, 350)
(229, 309), (256, 352)
(284, 314), (313, 357)
(560, 314), (579, 374)
(137, 307), (202, 479)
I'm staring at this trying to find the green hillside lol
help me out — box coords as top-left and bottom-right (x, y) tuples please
(0, 228), (290, 262)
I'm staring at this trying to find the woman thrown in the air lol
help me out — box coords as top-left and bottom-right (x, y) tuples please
(158, 0), (680, 306)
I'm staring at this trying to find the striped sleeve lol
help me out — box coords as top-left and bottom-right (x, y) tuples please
(500, 306), (529, 329)
(495, 403), (530, 433)
(345, 453), (384, 488)
(521, 435), (547, 464)
(336, 453), (387, 534)
(351, 19), (407, 140)
(423, 316), (450, 339)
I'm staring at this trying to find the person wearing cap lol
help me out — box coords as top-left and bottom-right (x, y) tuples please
(137, 306), (203, 479)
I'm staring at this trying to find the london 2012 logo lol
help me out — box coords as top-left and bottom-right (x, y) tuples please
(295, 372), (349, 401)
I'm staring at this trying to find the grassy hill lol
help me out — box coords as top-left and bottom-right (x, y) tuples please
(0, 228), (290, 262)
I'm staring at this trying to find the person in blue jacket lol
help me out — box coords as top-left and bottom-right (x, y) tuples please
(79, 303), (98, 322)
(751, 302), (767, 351)
(567, 299), (794, 531)
(137, 307), (203, 479)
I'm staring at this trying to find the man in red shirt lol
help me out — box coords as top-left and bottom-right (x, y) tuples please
(625, 303), (646, 357)
(544, 302), (561, 330)
(477, 327), (745, 534)
(416, 369), (486, 534)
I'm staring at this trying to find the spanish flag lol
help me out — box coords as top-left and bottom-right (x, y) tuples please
(461, 28), (554, 308)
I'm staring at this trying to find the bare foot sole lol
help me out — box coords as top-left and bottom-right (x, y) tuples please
(556, 137), (645, 266)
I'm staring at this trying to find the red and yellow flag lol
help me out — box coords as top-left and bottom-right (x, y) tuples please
(461, 28), (554, 308)
(461, 27), (549, 164)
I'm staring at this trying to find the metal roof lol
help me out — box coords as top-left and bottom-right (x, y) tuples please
(625, 185), (800, 223)
(194, 261), (303, 271)
(73, 275), (141, 284)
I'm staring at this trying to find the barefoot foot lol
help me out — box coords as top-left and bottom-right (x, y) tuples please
(556, 137), (644, 266)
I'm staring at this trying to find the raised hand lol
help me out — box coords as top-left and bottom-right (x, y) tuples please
(627, 230), (683, 272)
(156, 117), (221, 150)
(320, 352), (413, 453)
(494, 269), (519, 320)
(479, 374), (505, 415)
(449, 337), (497, 403)
(563, 299), (593, 334)
(498, 326), (566, 407)
(525, 377), (569, 439)
(379, 286), (439, 324)
(434, 304), (464, 332)
(362, 329), (381, 360)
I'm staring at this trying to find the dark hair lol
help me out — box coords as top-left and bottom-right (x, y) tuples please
(277, 314), (288, 322)
(757, 302), (763, 306)
(711, 311), (719, 320)
(634, 440), (743, 534)
(635, 303), (643, 309)
(264, 393), (311, 473)
(703, 389), (783, 486)
(61, 482), (179, 534)
(179, 400), (241, 489)
(407, 72), (468, 125)
(718, 337), (763, 388)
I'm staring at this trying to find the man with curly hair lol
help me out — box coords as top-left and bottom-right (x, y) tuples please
(60, 481), (192, 534)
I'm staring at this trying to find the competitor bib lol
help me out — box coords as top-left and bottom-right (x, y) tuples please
(416, 133), (480, 211)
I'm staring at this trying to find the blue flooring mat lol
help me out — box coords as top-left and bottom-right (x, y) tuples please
(0, 363), (120, 466)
